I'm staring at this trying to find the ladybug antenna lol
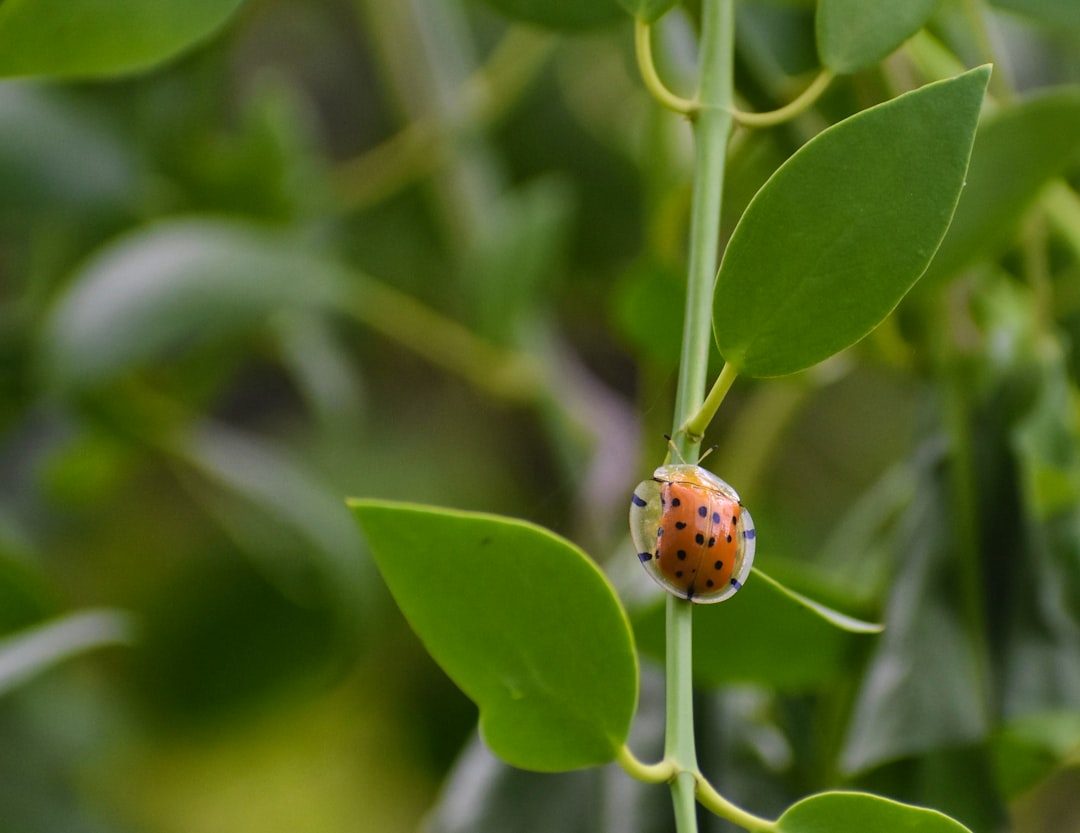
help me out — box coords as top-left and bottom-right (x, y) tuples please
(663, 434), (687, 464)
(696, 444), (718, 465)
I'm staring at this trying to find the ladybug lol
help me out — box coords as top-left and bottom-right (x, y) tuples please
(630, 463), (755, 603)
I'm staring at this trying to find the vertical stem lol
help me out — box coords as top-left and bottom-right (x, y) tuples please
(665, 1), (735, 830)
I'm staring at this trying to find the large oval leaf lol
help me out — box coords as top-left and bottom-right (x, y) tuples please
(713, 67), (989, 378)
(0, 0), (247, 79)
(478, 0), (624, 31)
(348, 500), (638, 772)
(777, 791), (972, 833)
(921, 87), (1080, 287)
(816, 0), (942, 74)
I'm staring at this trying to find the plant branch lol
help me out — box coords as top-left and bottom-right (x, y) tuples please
(694, 773), (778, 832)
(617, 746), (677, 783)
(681, 362), (738, 442)
(731, 68), (834, 128)
(635, 18), (699, 117)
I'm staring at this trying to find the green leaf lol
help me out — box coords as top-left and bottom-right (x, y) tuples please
(816, 0), (942, 74)
(348, 499), (638, 772)
(921, 87), (1080, 287)
(478, 0), (624, 31)
(752, 568), (883, 633)
(989, 0), (1080, 27)
(0, 609), (134, 697)
(632, 566), (880, 691)
(173, 423), (376, 636)
(0, 0), (247, 79)
(0, 84), (136, 219)
(713, 67), (989, 378)
(992, 711), (1080, 797)
(777, 791), (973, 833)
(841, 443), (989, 773)
(40, 219), (346, 390)
(617, 0), (679, 24)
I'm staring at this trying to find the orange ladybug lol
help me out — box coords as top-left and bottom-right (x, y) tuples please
(630, 463), (755, 603)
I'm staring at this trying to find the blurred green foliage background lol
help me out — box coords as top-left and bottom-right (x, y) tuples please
(2, 1), (1080, 832)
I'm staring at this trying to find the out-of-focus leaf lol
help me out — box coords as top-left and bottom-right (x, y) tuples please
(921, 87), (1080, 287)
(633, 564), (880, 691)
(0, 609), (134, 697)
(841, 443), (989, 773)
(1003, 342), (1080, 715)
(172, 422), (373, 634)
(0, 0), (247, 79)
(40, 219), (346, 390)
(816, 0), (942, 74)
(478, 0), (624, 30)
(0, 84), (135, 218)
(992, 711), (1080, 797)
(776, 791), (973, 833)
(349, 500), (638, 772)
(989, 0), (1080, 27)
(713, 68), (989, 377)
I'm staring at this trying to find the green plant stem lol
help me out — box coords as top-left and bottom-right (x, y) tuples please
(731, 68), (834, 128)
(681, 362), (738, 442)
(635, 18), (698, 116)
(663, 2), (735, 831)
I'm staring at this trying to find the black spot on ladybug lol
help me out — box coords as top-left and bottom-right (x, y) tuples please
(706, 579), (715, 588)
(712, 512), (721, 524)
(714, 560), (723, 570)
(726, 534), (732, 543)
(675, 570), (683, 578)
(631, 494), (648, 507)
(698, 506), (708, 517)
(730, 515), (737, 527)
(695, 533), (705, 545)
(708, 537), (716, 547)
(677, 550), (687, 560)
(675, 521), (687, 529)
(638, 552), (653, 562)
(671, 498), (681, 507)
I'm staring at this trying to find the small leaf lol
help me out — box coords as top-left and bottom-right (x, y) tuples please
(777, 791), (973, 833)
(632, 566), (880, 690)
(0, 0), (247, 79)
(816, 0), (943, 74)
(40, 219), (346, 390)
(478, 0), (624, 31)
(752, 568), (883, 633)
(713, 67), (989, 378)
(921, 87), (1080, 287)
(618, 0), (679, 24)
(989, 0), (1080, 27)
(0, 609), (134, 696)
(349, 500), (638, 772)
